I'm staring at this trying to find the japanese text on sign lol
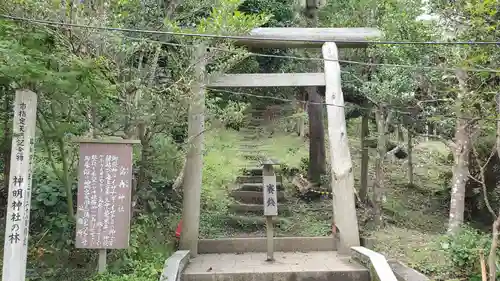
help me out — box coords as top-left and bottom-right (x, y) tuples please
(2, 90), (38, 281)
(263, 174), (278, 216)
(75, 143), (133, 249)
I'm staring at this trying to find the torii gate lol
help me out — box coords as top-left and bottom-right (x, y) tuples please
(181, 27), (382, 256)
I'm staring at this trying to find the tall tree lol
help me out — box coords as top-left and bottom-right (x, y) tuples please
(428, 0), (500, 233)
(304, 0), (326, 184)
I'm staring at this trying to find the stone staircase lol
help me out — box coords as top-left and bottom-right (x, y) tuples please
(175, 110), (370, 281)
(226, 166), (292, 230)
(223, 108), (293, 230)
(162, 116), (405, 281)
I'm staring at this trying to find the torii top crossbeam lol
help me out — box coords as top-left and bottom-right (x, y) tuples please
(236, 27), (383, 48)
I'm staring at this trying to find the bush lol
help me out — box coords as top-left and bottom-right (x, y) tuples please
(441, 225), (492, 278)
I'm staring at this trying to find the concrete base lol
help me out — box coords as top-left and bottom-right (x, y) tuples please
(388, 260), (430, 281)
(160, 250), (190, 281)
(198, 237), (337, 254)
(182, 251), (369, 281)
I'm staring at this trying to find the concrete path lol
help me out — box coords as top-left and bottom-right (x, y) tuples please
(183, 251), (369, 281)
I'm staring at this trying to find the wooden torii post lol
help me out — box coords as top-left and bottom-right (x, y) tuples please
(207, 27), (382, 255)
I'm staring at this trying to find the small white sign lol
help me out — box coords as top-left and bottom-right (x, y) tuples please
(2, 90), (37, 281)
(263, 175), (278, 216)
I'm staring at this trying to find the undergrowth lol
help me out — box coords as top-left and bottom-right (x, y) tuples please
(10, 119), (494, 281)
(14, 129), (248, 281)
(194, 118), (494, 281)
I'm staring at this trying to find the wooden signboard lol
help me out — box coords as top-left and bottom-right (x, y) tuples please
(75, 140), (137, 249)
(263, 173), (278, 216)
(2, 90), (38, 281)
(262, 164), (278, 262)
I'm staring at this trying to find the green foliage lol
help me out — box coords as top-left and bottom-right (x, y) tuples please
(199, 129), (245, 237)
(440, 225), (498, 279)
(238, 0), (296, 27)
(206, 97), (249, 130)
(0, 0), (271, 279)
(0, 0), (499, 280)
(442, 226), (487, 269)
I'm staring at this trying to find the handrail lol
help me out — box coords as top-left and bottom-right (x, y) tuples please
(159, 250), (190, 281)
(351, 246), (398, 281)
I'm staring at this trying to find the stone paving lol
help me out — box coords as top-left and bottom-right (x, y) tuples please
(182, 251), (369, 281)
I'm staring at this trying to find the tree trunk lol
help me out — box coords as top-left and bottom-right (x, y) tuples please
(489, 93), (500, 281)
(425, 124), (430, 141)
(298, 114), (305, 137)
(448, 144), (468, 234)
(496, 93), (500, 159)
(179, 44), (206, 257)
(172, 157), (186, 191)
(407, 130), (414, 185)
(307, 87), (326, 184)
(373, 107), (389, 227)
(132, 122), (151, 217)
(359, 110), (370, 203)
(488, 216), (500, 281)
(447, 70), (472, 234)
(296, 97), (306, 137)
(1, 91), (12, 214)
(397, 124), (404, 142)
(305, 0), (326, 185)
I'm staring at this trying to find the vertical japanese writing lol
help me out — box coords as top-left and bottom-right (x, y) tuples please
(9, 176), (23, 244)
(8, 103), (27, 244)
(103, 155), (118, 247)
(23, 138), (34, 246)
(75, 142), (134, 249)
(16, 103), (26, 162)
(3, 90), (38, 281)
(8, 102), (27, 246)
(262, 165), (278, 216)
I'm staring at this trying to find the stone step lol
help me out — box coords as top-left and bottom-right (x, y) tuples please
(241, 167), (263, 176)
(237, 182), (283, 192)
(240, 131), (261, 134)
(242, 155), (265, 160)
(225, 215), (290, 230)
(228, 203), (291, 215)
(182, 251), (369, 281)
(198, 237), (338, 253)
(236, 175), (283, 184)
(239, 148), (269, 153)
(230, 190), (285, 204)
(245, 124), (262, 131)
(239, 145), (263, 149)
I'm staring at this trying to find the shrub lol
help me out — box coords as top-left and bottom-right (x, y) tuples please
(441, 225), (492, 278)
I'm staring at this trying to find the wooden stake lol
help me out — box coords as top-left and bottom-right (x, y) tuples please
(2, 90), (38, 281)
(322, 42), (360, 254)
(179, 44), (206, 257)
(265, 216), (274, 261)
(98, 249), (107, 273)
(359, 110), (370, 202)
(480, 249), (487, 281)
(407, 130), (414, 185)
(263, 163), (277, 261)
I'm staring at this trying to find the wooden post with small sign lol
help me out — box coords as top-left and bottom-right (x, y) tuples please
(2, 90), (37, 281)
(262, 162), (278, 261)
(74, 139), (140, 273)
